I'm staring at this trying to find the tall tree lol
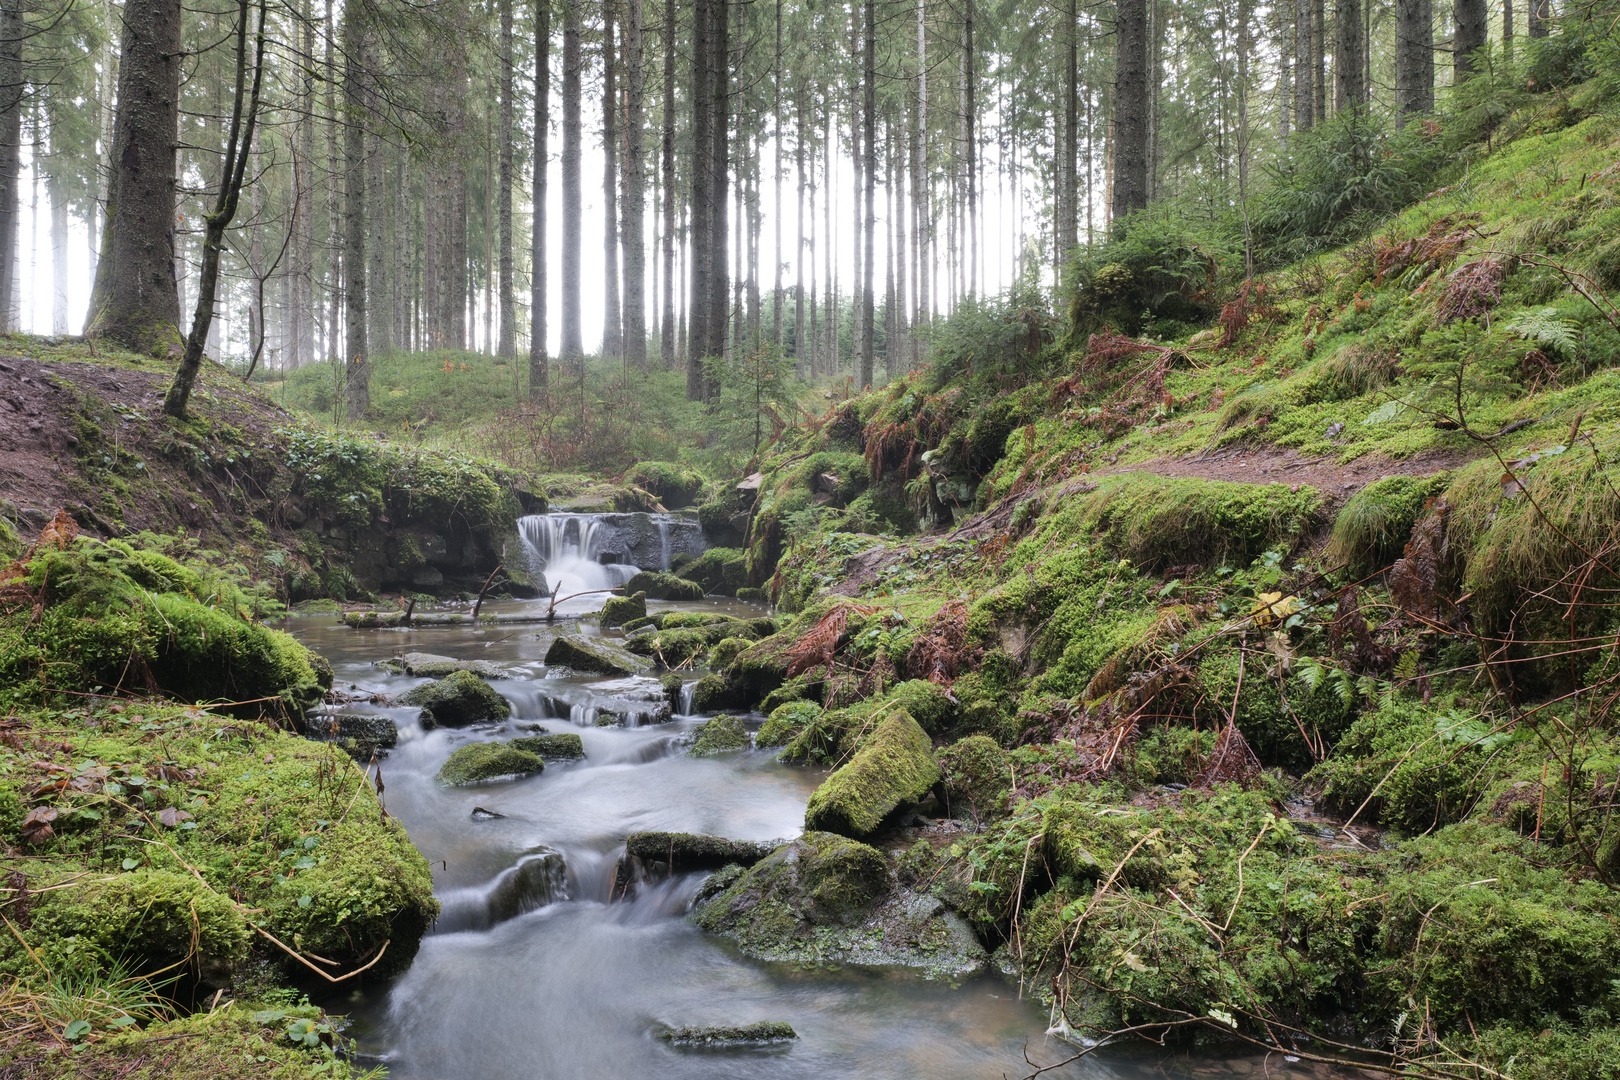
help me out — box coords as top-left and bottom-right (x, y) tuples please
(560, 0), (584, 366)
(857, 0), (874, 388)
(342, 0), (369, 418)
(623, 0), (647, 368)
(1111, 0), (1149, 227)
(86, 0), (183, 352)
(659, 0), (676, 369)
(530, 0), (551, 399)
(1294, 0), (1315, 130)
(601, 0), (622, 358)
(1395, 0), (1434, 121)
(687, 0), (713, 397)
(1455, 0), (1488, 78)
(0, 0), (21, 332)
(1057, 0), (1078, 286)
(1335, 0), (1365, 111)
(912, 0), (928, 355)
(497, 0), (516, 358)
(1527, 0), (1547, 37)
(162, 0), (266, 417)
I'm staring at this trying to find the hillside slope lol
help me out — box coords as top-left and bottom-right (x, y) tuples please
(683, 106), (1620, 1075)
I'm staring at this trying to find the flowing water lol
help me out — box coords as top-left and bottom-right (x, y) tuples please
(282, 514), (1356, 1080)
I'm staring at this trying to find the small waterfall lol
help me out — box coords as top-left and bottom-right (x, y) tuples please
(656, 519), (671, 571)
(517, 514), (640, 596)
(434, 849), (569, 934)
(677, 681), (696, 716)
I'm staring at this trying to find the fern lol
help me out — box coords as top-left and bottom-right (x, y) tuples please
(1503, 307), (1580, 357)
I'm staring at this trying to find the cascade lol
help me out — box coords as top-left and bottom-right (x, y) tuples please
(515, 511), (705, 597)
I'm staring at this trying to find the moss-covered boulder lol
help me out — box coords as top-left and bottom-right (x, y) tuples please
(691, 831), (982, 976)
(883, 679), (958, 736)
(625, 830), (777, 871)
(757, 701), (822, 748)
(600, 590), (647, 628)
(803, 708), (940, 838)
(938, 735), (1010, 820)
(689, 673), (744, 714)
(311, 711), (398, 761)
(624, 570), (706, 601)
(707, 636), (753, 670)
(545, 633), (652, 676)
(678, 547), (749, 596)
(377, 652), (507, 679)
(657, 1021), (797, 1046)
(437, 743), (545, 785)
(400, 669), (512, 726)
(0, 536), (327, 719)
(509, 732), (585, 759)
(689, 714), (749, 755)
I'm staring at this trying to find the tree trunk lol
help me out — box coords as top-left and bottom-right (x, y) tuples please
(1313, 0), (1326, 122)
(561, 0), (584, 366)
(771, 0), (783, 350)
(961, 0), (976, 296)
(343, 0), (369, 419)
(1455, 0), (1488, 79)
(531, 0), (551, 399)
(498, 0), (516, 357)
(1111, 0), (1149, 226)
(290, 0), (315, 367)
(602, 0), (622, 359)
(858, 0), (875, 389)
(794, 86), (806, 369)
(1057, 0), (1078, 284)
(1335, 0), (1365, 111)
(623, 0), (646, 369)
(1527, 0), (1546, 38)
(325, 0), (341, 362)
(84, 0), (183, 351)
(687, 0), (712, 396)
(913, 0), (928, 357)
(1294, 0), (1315, 130)
(708, 0), (728, 380)
(366, 34), (392, 356)
(1395, 0), (1434, 121)
(660, 0), (677, 370)
(48, 166), (68, 334)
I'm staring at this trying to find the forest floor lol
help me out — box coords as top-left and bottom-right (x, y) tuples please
(1097, 444), (1479, 502)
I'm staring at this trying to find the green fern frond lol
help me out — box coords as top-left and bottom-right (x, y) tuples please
(1503, 307), (1579, 357)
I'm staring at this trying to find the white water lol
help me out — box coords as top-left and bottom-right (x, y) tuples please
(517, 514), (641, 596)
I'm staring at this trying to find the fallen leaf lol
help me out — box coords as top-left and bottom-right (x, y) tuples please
(157, 807), (194, 828)
(20, 806), (57, 845)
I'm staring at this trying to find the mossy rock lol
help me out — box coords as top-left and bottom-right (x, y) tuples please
(689, 714), (749, 755)
(883, 679), (958, 737)
(678, 547), (749, 596)
(689, 673), (744, 714)
(803, 708), (940, 838)
(544, 633), (652, 676)
(624, 570), (706, 601)
(509, 732), (585, 759)
(625, 831), (777, 871)
(736, 586), (767, 604)
(437, 743), (545, 785)
(399, 670), (512, 727)
(757, 701), (822, 748)
(694, 831), (890, 934)
(938, 735), (1011, 820)
(377, 652), (507, 679)
(707, 635), (753, 670)
(600, 590), (647, 628)
(1326, 474), (1450, 576)
(657, 1021), (798, 1046)
(311, 711), (398, 761)
(0, 537), (325, 720)
(623, 461), (706, 507)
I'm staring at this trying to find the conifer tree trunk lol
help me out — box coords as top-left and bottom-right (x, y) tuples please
(1335, 0), (1365, 111)
(1455, 0), (1488, 78)
(858, 0), (875, 389)
(497, 0), (516, 357)
(1111, 0), (1149, 226)
(623, 0), (646, 369)
(1527, 0), (1546, 37)
(961, 0), (976, 296)
(84, 0), (183, 351)
(1312, 0), (1326, 121)
(794, 87), (807, 368)
(1294, 0), (1315, 130)
(291, 0), (316, 367)
(366, 39), (392, 356)
(708, 0), (728, 378)
(1057, 0), (1078, 283)
(602, 0), (622, 359)
(325, 0), (341, 361)
(659, 0), (676, 370)
(913, 0), (928, 357)
(1395, 0), (1434, 122)
(687, 0), (712, 396)
(561, 0), (584, 366)
(531, 0), (551, 398)
(771, 0), (783, 350)
(343, 1), (369, 419)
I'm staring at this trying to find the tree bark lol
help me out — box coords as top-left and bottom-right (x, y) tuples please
(560, 0), (584, 366)
(1335, 0), (1365, 111)
(623, 0), (646, 369)
(1527, 0), (1546, 38)
(708, 0), (729, 377)
(1455, 0), (1488, 79)
(1057, 0), (1078, 284)
(366, 30), (392, 356)
(530, 0), (551, 399)
(1111, 0), (1149, 226)
(290, 0), (315, 367)
(1294, 0), (1315, 130)
(659, 0), (676, 370)
(858, 0), (875, 389)
(498, 0), (516, 358)
(85, 0), (183, 352)
(913, 0), (928, 356)
(343, 0), (369, 419)
(1395, 0), (1434, 122)
(687, 0), (713, 396)
(602, 0), (622, 359)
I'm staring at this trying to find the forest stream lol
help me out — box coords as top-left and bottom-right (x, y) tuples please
(285, 595), (1359, 1080)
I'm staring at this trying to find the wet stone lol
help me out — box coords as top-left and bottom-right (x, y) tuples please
(545, 634), (653, 676)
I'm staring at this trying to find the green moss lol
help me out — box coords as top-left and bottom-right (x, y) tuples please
(803, 707), (940, 838)
(678, 547), (749, 595)
(1326, 474), (1450, 576)
(706, 635), (753, 670)
(623, 461), (705, 507)
(625, 830), (775, 869)
(509, 732), (585, 759)
(757, 700), (822, 748)
(600, 590), (647, 627)
(938, 735), (1010, 820)
(545, 634), (652, 676)
(694, 831), (890, 933)
(689, 714), (749, 755)
(399, 670), (512, 726)
(436, 743), (544, 785)
(657, 1021), (798, 1045)
(623, 570), (706, 601)
(884, 679), (957, 736)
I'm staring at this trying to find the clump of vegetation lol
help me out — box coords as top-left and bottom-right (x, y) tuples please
(688, 715), (749, 755)
(437, 743), (545, 785)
